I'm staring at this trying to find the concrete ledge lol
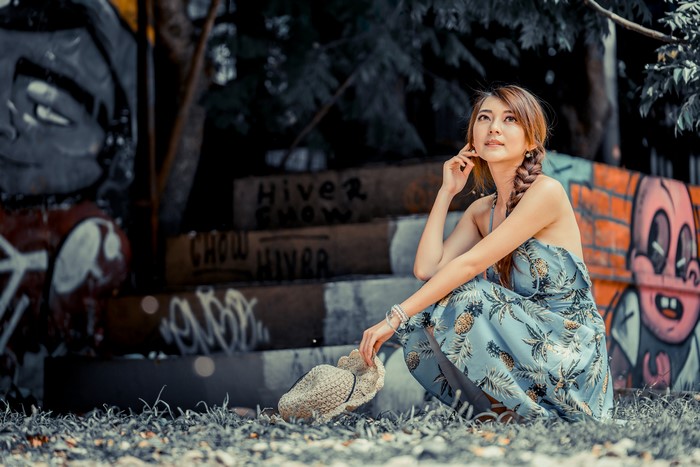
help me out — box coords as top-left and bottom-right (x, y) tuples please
(44, 345), (426, 416)
(164, 213), (462, 286)
(46, 339), (681, 417)
(44, 345), (356, 413)
(232, 159), (474, 230)
(104, 276), (424, 355)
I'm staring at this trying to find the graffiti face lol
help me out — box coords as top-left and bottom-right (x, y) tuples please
(0, 27), (115, 195)
(630, 177), (700, 343)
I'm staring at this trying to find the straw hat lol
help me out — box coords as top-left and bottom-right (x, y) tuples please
(278, 349), (385, 422)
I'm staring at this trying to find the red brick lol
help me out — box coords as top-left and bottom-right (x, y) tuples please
(570, 183), (581, 209)
(610, 196), (632, 224)
(593, 190), (611, 215)
(592, 163), (609, 188)
(579, 186), (611, 215)
(576, 211), (595, 246)
(627, 172), (641, 197)
(579, 185), (595, 212)
(591, 279), (625, 313)
(609, 253), (628, 270)
(583, 247), (608, 267)
(594, 219), (630, 251)
(593, 163), (631, 196)
(591, 279), (627, 332)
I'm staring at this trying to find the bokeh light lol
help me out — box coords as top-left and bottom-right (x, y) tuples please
(194, 356), (215, 378)
(140, 295), (159, 314)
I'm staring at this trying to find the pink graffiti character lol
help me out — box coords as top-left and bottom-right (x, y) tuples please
(610, 176), (700, 391)
(630, 177), (700, 344)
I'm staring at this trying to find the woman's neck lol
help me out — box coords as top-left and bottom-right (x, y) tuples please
(488, 160), (522, 207)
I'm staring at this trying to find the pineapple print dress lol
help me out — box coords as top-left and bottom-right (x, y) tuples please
(399, 201), (614, 421)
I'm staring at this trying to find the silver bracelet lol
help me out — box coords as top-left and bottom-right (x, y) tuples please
(385, 309), (399, 333)
(391, 304), (409, 324)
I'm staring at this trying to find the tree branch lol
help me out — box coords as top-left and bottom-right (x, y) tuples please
(582, 0), (682, 44)
(281, 68), (358, 169)
(157, 0), (221, 197)
(280, 0), (406, 169)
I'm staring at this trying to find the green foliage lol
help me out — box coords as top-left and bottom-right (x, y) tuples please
(641, 0), (700, 133)
(201, 0), (698, 162)
(201, 0), (620, 160)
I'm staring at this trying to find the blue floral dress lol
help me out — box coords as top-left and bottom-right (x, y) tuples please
(399, 201), (614, 421)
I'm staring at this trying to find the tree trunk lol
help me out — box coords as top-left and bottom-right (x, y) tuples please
(560, 43), (611, 160)
(153, 0), (209, 236)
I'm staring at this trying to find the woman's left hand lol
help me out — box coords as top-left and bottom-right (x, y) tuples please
(359, 319), (395, 366)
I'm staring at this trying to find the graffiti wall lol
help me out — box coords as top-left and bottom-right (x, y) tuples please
(0, 0), (137, 403)
(545, 154), (700, 392)
(105, 283), (327, 355)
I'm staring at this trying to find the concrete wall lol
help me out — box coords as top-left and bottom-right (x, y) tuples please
(0, 0), (137, 403)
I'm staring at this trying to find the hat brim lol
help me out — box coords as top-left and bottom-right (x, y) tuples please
(279, 349), (385, 422)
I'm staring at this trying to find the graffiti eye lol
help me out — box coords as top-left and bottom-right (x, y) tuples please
(675, 225), (693, 278)
(647, 210), (670, 274)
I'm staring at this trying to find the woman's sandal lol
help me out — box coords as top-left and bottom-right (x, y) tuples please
(471, 402), (525, 424)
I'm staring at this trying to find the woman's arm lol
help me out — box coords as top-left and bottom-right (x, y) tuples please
(360, 177), (566, 365)
(413, 191), (484, 280)
(414, 148), (480, 280)
(405, 178), (564, 316)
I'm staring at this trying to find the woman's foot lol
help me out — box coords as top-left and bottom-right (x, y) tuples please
(473, 395), (525, 424)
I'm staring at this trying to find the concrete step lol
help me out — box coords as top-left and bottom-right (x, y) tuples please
(42, 343), (690, 416)
(43, 344), (426, 415)
(164, 212), (462, 286)
(232, 157), (475, 230)
(104, 276), (424, 356)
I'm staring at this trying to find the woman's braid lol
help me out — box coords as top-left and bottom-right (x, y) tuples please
(496, 148), (544, 287)
(506, 149), (544, 213)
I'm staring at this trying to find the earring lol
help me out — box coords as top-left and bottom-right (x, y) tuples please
(525, 150), (535, 159)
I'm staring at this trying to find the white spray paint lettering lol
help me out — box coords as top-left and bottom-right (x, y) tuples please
(160, 286), (270, 355)
(0, 234), (48, 354)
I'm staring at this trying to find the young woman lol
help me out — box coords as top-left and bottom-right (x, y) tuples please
(359, 84), (613, 421)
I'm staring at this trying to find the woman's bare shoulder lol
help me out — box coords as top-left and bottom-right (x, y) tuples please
(516, 175), (571, 217)
(531, 174), (564, 191)
(465, 193), (496, 215)
(462, 193), (496, 233)
(529, 175), (568, 201)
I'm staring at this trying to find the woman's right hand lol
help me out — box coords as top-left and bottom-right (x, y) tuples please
(442, 144), (477, 195)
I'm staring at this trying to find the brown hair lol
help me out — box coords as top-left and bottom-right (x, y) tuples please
(465, 84), (549, 288)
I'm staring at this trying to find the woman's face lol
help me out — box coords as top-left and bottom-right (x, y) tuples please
(471, 96), (529, 166)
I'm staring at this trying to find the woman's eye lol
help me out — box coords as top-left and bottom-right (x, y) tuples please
(505, 116), (517, 122)
(35, 104), (71, 126)
(477, 114), (489, 121)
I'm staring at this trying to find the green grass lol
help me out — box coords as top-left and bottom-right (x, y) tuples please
(0, 391), (698, 466)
